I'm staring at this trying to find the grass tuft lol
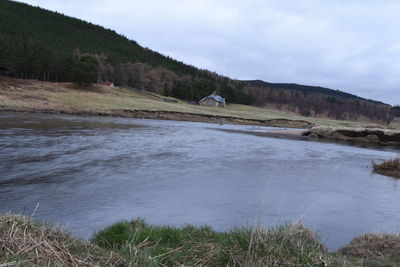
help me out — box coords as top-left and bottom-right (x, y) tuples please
(92, 219), (225, 266)
(225, 224), (328, 266)
(92, 219), (329, 266)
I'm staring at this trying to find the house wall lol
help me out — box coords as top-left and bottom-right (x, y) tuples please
(200, 98), (218, 106)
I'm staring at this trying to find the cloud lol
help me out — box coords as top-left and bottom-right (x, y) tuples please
(16, 0), (400, 104)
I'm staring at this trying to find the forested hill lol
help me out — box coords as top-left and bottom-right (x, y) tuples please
(0, 0), (198, 76)
(244, 80), (384, 105)
(0, 0), (256, 103)
(0, 0), (394, 122)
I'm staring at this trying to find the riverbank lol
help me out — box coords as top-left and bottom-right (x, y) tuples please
(1, 215), (399, 266)
(303, 126), (400, 145)
(1, 77), (393, 129)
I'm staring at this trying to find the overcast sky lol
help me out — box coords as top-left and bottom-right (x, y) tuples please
(17, 0), (400, 105)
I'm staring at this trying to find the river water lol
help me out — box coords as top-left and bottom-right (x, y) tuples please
(0, 112), (399, 250)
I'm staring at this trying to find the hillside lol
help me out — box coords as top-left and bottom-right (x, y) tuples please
(0, 0), (198, 76)
(0, 0), (394, 123)
(243, 80), (385, 105)
(2, 77), (388, 129)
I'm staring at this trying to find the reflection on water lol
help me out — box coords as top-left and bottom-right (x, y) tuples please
(0, 112), (399, 250)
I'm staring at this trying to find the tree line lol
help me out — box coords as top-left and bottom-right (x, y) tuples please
(245, 86), (394, 124)
(392, 106), (400, 117)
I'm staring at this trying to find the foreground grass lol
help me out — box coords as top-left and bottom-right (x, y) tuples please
(92, 219), (328, 266)
(0, 77), (386, 128)
(2, 215), (400, 266)
(0, 214), (124, 266)
(373, 157), (400, 178)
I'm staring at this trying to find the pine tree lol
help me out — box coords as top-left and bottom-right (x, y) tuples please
(0, 37), (7, 73)
(71, 55), (98, 86)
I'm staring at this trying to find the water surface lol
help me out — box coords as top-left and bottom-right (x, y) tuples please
(0, 112), (399, 250)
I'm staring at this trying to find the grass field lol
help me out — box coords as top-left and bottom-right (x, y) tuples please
(0, 77), (397, 129)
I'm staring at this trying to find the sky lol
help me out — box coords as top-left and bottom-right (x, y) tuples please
(17, 0), (400, 105)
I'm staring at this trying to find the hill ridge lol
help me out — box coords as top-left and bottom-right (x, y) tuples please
(243, 79), (385, 105)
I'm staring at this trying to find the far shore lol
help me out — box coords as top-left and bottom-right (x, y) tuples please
(2, 77), (398, 127)
(1, 77), (400, 146)
(0, 108), (314, 128)
(2, 108), (400, 147)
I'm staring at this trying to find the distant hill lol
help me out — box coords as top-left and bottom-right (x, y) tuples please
(0, 0), (393, 122)
(243, 80), (385, 105)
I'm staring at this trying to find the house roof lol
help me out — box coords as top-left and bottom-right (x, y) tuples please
(200, 94), (226, 103)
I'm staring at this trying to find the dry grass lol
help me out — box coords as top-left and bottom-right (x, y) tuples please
(373, 157), (400, 178)
(389, 118), (400, 130)
(226, 223), (329, 266)
(0, 77), (382, 128)
(338, 232), (400, 266)
(0, 214), (124, 266)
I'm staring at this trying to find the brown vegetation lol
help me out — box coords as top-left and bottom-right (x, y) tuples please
(373, 158), (400, 178)
(0, 215), (124, 266)
(339, 232), (400, 265)
(115, 62), (179, 95)
(245, 85), (394, 124)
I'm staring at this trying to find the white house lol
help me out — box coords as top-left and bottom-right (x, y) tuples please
(199, 91), (226, 107)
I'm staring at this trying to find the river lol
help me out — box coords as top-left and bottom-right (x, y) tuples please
(0, 112), (399, 250)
